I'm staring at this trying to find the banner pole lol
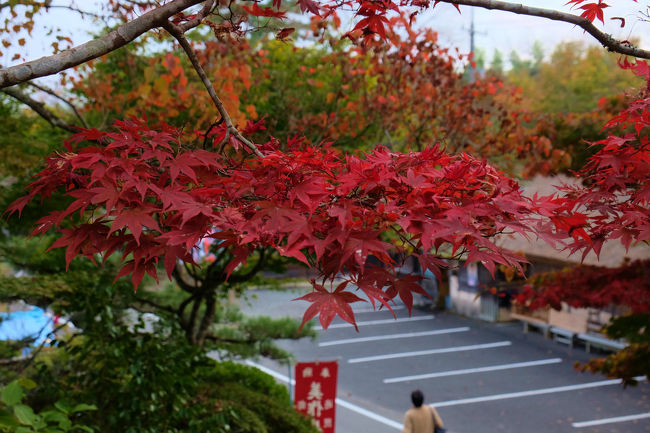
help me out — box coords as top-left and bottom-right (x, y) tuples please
(289, 361), (293, 404)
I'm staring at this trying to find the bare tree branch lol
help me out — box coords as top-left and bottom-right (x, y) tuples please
(0, 0), (205, 88)
(1, 87), (77, 132)
(26, 82), (88, 127)
(45, 5), (105, 19)
(437, 0), (650, 59)
(179, 0), (216, 32)
(163, 21), (264, 157)
(132, 294), (177, 314)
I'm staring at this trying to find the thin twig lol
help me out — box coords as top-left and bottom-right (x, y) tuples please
(26, 82), (88, 128)
(132, 294), (177, 314)
(202, 117), (223, 149)
(15, 321), (70, 374)
(0, 0), (204, 88)
(437, 0), (650, 59)
(1, 87), (77, 133)
(179, 0), (216, 32)
(163, 21), (264, 157)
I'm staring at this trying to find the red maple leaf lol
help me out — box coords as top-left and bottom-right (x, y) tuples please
(108, 207), (161, 244)
(296, 0), (321, 15)
(384, 275), (429, 315)
(242, 3), (288, 18)
(578, 2), (609, 24)
(294, 281), (366, 330)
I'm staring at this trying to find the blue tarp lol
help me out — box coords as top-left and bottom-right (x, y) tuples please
(0, 306), (52, 353)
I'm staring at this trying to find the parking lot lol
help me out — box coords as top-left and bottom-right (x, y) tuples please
(242, 288), (650, 433)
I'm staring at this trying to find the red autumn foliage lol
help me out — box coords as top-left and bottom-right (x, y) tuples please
(552, 60), (650, 261)
(7, 118), (559, 329)
(516, 259), (650, 314)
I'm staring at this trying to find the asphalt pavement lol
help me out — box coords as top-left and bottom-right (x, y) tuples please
(240, 286), (650, 433)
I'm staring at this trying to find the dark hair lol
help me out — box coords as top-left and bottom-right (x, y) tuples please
(411, 390), (424, 407)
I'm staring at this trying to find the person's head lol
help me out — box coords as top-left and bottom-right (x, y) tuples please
(411, 390), (424, 407)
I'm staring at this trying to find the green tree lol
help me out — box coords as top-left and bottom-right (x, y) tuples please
(0, 100), (317, 432)
(490, 48), (504, 75)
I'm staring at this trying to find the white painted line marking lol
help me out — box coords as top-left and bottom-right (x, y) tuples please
(348, 341), (512, 363)
(245, 360), (402, 431)
(383, 358), (563, 383)
(335, 399), (403, 430)
(353, 305), (406, 313)
(320, 327), (469, 347)
(314, 315), (434, 330)
(429, 376), (646, 408)
(572, 412), (650, 428)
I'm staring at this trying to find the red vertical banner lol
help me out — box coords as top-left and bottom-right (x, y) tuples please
(294, 361), (338, 433)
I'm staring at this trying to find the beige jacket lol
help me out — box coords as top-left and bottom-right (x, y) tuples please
(402, 405), (444, 433)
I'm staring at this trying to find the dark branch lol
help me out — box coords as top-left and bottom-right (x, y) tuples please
(162, 21), (264, 157)
(195, 294), (216, 345)
(172, 266), (199, 293)
(229, 248), (267, 284)
(132, 294), (177, 314)
(1, 87), (77, 133)
(26, 82), (88, 127)
(438, 0), (650, 59)
(0, 0), (205, 88)
(179, 0), (216, 32)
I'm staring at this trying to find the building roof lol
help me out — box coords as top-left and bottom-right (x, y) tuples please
(496, 175), (650, 268)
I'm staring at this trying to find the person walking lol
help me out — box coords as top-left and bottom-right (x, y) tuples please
(402, 389), (445, 433)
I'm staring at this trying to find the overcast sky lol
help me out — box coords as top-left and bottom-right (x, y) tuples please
(4, 0), (649, 70)
(415, 0), (649, 64)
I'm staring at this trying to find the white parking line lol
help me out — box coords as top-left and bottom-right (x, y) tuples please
(353, 305), (406, 314)
(572, 412), (650, 428)
(314, 315), (434, 330)
(319, 327), (470, 347)
(383, 358), (563, 383)
(429, 377), (646, 408)
(245, 360), (402, 431)
(348, 341), (512, 363)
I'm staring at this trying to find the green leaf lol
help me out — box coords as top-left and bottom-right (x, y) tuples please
(15, 426), (35, 433)
(1, 381), (24, 406)
(0, 408), (19, 428)
(70, 404), (96, 413)
(17, 379), (36, 391)
(13, 404), (38, 426)
(41, 410), (68, 426)
(53, 402), (70, 415)
(74, 425), (95, 433)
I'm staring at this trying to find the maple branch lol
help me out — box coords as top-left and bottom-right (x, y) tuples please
(0, 0), (205, 88)
(172, 266), (199, 293)
(1, 86), (77, 133)
(202, 117), (223, 149)
(205, 247), (230, 284)
(179, 0), (216, 32)
(183, 261), (201, 283)
(187, 295), (203, 343)
(45, 5), (106, 19)
(14, 321), (69, 375)
(436, 0), (650, 59)
(177, 291), (200, 318)
(229, 248), (267, 284)
(132, 294), (177, 315)
(26, 82), (88, 128)
(162, 21), (264, 158)
(195, 293), (216, 345)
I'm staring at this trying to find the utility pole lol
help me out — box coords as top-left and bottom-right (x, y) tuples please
(467, 9), (486, 82)
(470, 8), (476, 56)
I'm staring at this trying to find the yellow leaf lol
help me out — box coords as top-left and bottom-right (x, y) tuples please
(144, 65), (156, 84)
